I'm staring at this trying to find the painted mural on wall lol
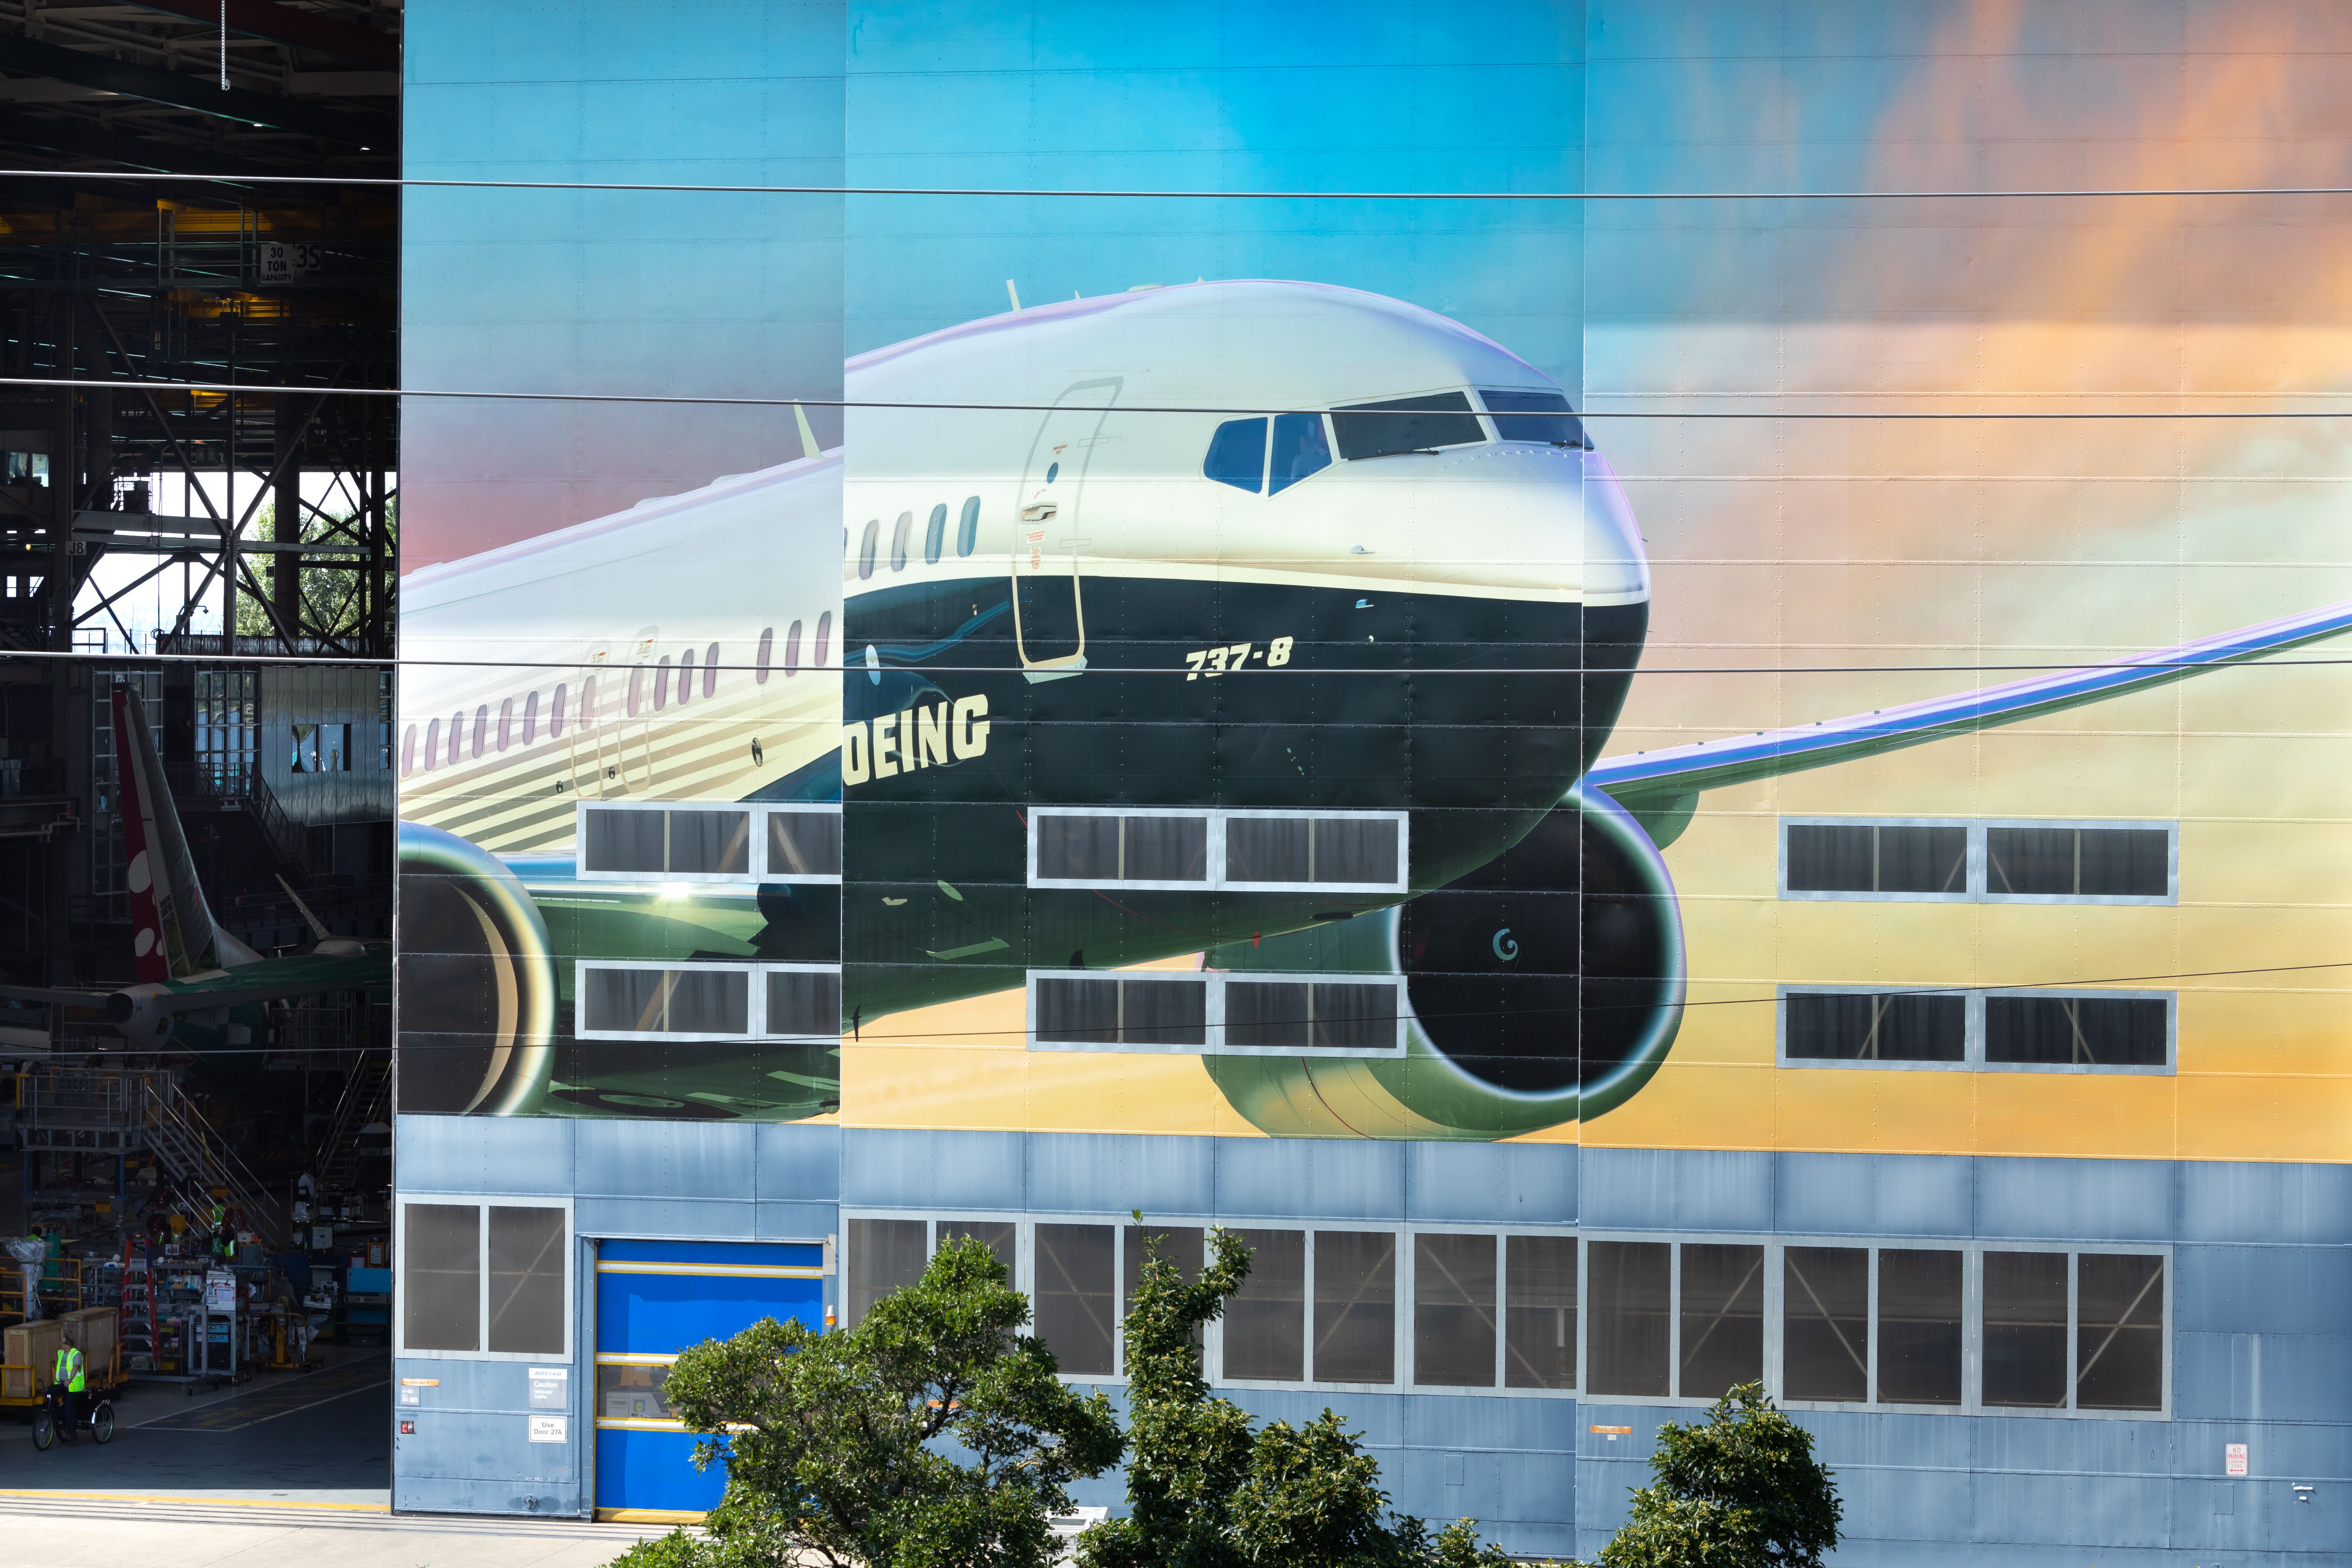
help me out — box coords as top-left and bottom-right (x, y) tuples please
(396, 1), (2352, 1160)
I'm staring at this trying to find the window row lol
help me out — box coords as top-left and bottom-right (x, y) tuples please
(396, 614), (832, 779)
(399, 1201), (570, 1358)
(1780, 988), (2173, 1072)
(1781, 820), (2175, 904)
(1026, 970), (1405, 1054)
(577, 802), (841, 883)
(856, 497), (983, 580)
(573, 962), (842, 1042)
(1203, 387), (1589, 494)
(845, 1218), (2167, 1415)
(1028, 807), (1407, 894)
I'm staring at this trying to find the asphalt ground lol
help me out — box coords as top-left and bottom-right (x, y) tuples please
(0, 1494), (669, 1568)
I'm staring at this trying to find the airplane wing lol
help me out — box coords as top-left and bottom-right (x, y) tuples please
(0, 985), (107, 1009)
(1585, 598), (2352, 843)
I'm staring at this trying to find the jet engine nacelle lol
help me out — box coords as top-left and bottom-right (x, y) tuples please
(396, 822), (559, 1115)
(1206, 787), (1684, 1139)
(104, 983), (180, 1046)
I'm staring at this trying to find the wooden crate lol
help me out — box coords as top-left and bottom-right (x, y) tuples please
(63, 1307), (118, 1378)
(1, 1317), (63, 1399)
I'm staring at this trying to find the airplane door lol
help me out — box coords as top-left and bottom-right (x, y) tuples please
(571, 647), (610, 799)
(1013, 379), (1118, 682)
(622, 628), (658, 794)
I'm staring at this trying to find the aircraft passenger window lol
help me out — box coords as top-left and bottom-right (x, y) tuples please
(497, 699), (513, 752)
(653, 656), (670, 711)
(627, 667), (643, 718)
(755, 628), (773, 685)
(550, 685), (566, 740)
(784, 621), (803, 677)
(447, 713), (462, 766)
(766, 968), (842, 1038)
(814, 612), (833, 668)
(1984, 995), (2168, 1068)
(522, 691), (538, 745)
(472, 706), (489, 759)
(1267, 412), (1332, 495)
(676, 649), (694, 705)
(957, 496), (980, 557)
(401, 725), (417, 777)
(924, 504), (947, 565)
(767, 811), (843, 877)
(580, 677), (596, 731)
(1331, 392), (1484, 461)
(704, 643), (719, 698)
(1204, 417), (1267, 492)
(891, 511), (912, 572)
(1479, 388), (1588, 448)
(858, 519), (879, 580)
(1784, 992), (1964, 1062)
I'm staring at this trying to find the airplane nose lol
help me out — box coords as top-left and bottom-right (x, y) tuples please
(1579, 449), (1650, 605)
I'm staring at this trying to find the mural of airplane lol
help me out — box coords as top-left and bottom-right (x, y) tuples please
(390, 279), (2352, 1136)
(0, 687), (389, 1052)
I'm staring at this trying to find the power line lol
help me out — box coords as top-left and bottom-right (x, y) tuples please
(5, 373), (2351, 419)
(6, 168), (2352, 200)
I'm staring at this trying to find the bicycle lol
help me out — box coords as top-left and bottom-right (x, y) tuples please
(30, 1382), (115, 1450)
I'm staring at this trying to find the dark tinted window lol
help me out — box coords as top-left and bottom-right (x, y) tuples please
(1267, 412), (1332, 494)
(1035, 1223), (1116, 1377)
(1985, 995), (2168, 1066)
(2077, 1254), (2164, 1411)
(1036, 976), (1206, 1048)
(1782, 1245), (1867, 1402)
(1413, 1233), (1496, 1387)
(1503, 1234), (1576, 1390)
(1331, 391), (1484, 460)
(1204, 417), (1266, 492)
(1679, 1243), (1764, 1399)
(403, 1203), (480, 1352)
(668, 809), (750, 874)
(583, 808), (665, 873)
(1224, 1229), (1304, 1381)
(848, 1218), (926, 1327)
(1787, 823), (1967, 894)
(1987, 826), (2169, 897)
(1878, 1248), (1962, 1404)
(1480, 388), (1587, 447)
(1983, 1251), (2068, 1408)
(769, 811), (842, 876)
(924, 504), (947, 564)
(1785, 992), (1964, 1061)
(1587, 1240), (1671, 1397)
(486, 1206), (566, 1355)
(1036, 813), (1206, 883)
(1313, 1231), (1395, 1384)
(957, 496), (980, 556)
(766, 969), (841, 1037)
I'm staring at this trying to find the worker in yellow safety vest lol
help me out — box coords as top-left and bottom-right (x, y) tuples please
(53, 1324), (87, 1432)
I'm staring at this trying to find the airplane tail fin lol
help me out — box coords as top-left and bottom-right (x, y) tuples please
(114, 684), (228, 982)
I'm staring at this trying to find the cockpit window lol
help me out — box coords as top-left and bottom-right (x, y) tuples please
(1205, 417), (1267, 492)
(1331, 392), (1484, 461)
(1268, 412), (1331, 495)
(1480, 389), (1587, 448)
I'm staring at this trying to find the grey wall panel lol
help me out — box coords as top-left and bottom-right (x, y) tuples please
(396, 1114), (575, 1195)
(1975, 1158), (2174, 1243)
(753, 1200), (840, 1240)
(2176, 1330), (2352, 1425)
(574, 1119), (760, 1200)
(1028, 1132), (1216, 1217)
(392, 1467), (580, 1517)
(1971, 1470), (2174, 1547)
(843, 1128), (1025, 1209)
(1837, 1462), (1977, 1553)
(1773, 1152), (1973, 1239)
(2176, 1246), (2352, 1335)
(1212, 1137), (1406, 1220)
(1403, 1141), (1576, 1225)
(1222, 1386), (1406, 1445)
(1399, 1391), (1581, 1453)
(574, 1195), (757, 1239)
(2173, 1417), (2352, 1482)
(1580, 1147), (1772, 1232)
(754, 1122), (841, 1203)
(1970, 1415), (2175, 1478)
(2180, 1161), (2352, 1246)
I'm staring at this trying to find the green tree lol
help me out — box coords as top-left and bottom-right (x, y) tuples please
(1598, 1383), (1841, 1568)
(614, 1236), (1124, 1568)
(1075, 1219), (1517, 1568)
(231, 497), (395, 640)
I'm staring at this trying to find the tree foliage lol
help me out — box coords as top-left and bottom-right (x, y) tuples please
(613, 1236), (1123, 1568)
(231, 498), (395, 639)
(1598, 1383), (1841, 1568)
(1075, 1219), (1517, 1568)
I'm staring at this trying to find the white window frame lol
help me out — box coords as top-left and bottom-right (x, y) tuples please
(1778, 817), (2178, 906)
(393, 1194), (576, 1363)
(574, 801), (841, 885)
(1776, 986), (2176, 1075)
(1024, 969), (1409, 1056)
(1026, 806), (1410, 895)
(575, 960), (842, 1043)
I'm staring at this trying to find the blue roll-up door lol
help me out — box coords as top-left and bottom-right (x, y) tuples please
(593, 1238), (828, 1521)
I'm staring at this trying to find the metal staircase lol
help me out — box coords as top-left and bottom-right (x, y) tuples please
(14, 1070), (286, 1249)
(138, 1077), (287, 1250)
(315, 1050), (391, 1194)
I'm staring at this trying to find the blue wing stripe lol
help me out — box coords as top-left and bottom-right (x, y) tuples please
(1586, 598), (2352, 801)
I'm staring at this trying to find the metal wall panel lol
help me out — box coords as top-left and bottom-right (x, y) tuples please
(1404, 1141), (1576, 1225)
(1581, 1147), (1774, 1232)
(843, 1127), (1025, 1210)
(1774, 1151), (1973, 1238)
(753, 1122), (843, 1203)
(396, 1113), (576, 1196)
(1976, 1158), (2175, 1244)
(1211, 1137), (1406, 1220)
(2175, 1245), (2352, 1336)
(2180, 1161), (2352, 1246)
(1028, 1132), (1216, 1217)
(574, 1120), (761, 1200)
(573, 1196), (760, 1241)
